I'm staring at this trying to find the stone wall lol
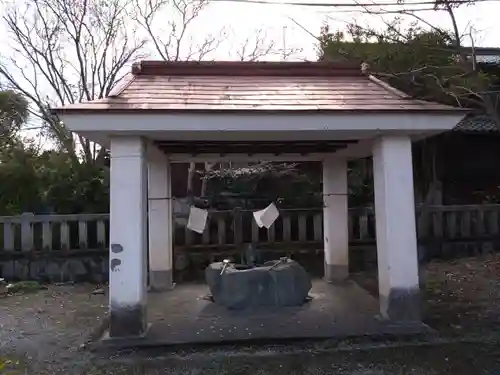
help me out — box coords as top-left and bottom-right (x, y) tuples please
(0, 253), (108, 283)
(1, 240), (499, 284)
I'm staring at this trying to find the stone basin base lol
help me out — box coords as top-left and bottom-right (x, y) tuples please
(205, 258), (312, 310)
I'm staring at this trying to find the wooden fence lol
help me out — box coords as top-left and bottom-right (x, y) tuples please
(2, 204), (500, 255)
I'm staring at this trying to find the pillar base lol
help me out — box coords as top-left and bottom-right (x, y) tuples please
(380, 287), (421, 322)
(324, 263), (349, 283)
(109, 302), (147, 338)
(149, 269), (174, 292)
(419, 268), (427, 290)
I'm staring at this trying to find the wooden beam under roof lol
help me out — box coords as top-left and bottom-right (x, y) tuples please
(154, 140), (358, 156)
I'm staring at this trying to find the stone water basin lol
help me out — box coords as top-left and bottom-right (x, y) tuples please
(205, 258), (312, 310)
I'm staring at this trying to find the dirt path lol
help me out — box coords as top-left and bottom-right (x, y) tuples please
(2, 254), (500, 374)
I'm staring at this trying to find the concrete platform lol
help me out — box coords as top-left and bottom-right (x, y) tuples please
(102, 279), (430, 347)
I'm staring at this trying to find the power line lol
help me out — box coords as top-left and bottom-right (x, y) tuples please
(212, 0), (498, 7)
(290, 5), (438, 12)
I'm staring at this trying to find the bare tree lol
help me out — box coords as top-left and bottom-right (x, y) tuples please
(232, 27), (303, 61)
(133, 0), (225, 61)
(357, 0), (467, 59)
(353, 1), (499, 121)
(319, 2), (500, 205)
(133, 1), (304, 197)
(234, 28), (279, 61)
(0, 0), (147, 164)
(132, 0), (229, 197)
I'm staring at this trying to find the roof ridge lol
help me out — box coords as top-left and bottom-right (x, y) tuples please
(130, 60), (365, 77)
(108, 73), (136, 97)
(367, 75), (410, 99)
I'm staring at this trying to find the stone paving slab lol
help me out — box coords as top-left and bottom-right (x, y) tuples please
(102, 280), (431, 347)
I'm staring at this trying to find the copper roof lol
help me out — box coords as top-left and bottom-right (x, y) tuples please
(54, 61), (464, 114)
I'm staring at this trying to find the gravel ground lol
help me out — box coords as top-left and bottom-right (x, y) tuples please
(71, 341), (500, 375)
(424, 254), (500, 336)
(2, 254), (500, 374)
(0, 283), (108, 373)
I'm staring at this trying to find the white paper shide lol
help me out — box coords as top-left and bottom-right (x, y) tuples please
(253, 202), (280, 229)
(187, 206), (208, 234)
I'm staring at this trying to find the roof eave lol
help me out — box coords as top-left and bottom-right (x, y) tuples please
(53, 107), (471, 115)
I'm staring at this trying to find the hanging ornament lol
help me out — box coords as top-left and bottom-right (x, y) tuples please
(187, 205), (208, 234)
(253, 202), (280, 229)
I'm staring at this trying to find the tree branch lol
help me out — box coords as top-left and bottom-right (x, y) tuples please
(0, 0), (145, 163)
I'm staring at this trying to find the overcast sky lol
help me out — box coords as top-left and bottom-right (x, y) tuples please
(2, 0), (499, 61)
(1, 0), (499, 146)
(192, 0), (500, 61)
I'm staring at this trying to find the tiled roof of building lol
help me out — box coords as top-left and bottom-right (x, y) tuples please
(454, 114), (500, 133)
(54, 61), (465, 114)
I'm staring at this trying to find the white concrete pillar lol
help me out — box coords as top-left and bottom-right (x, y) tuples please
(373, 136), (420, 321)
(147, 143), (174, 291)
(109, 136), (148, 338)
(322, 156), (349, 282)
